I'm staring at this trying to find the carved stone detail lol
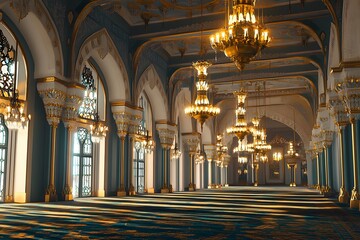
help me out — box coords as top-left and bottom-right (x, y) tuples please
(37, 81), (67, 126)
(156, 122), (176, 149)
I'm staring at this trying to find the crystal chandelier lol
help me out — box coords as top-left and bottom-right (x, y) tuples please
(185, 60), (220, 130)
(227, 90), (250, 141)
(3, 41), (31, 129)
(285, 110), (300, 158)
(137, 126), (154, 153)
(272, 151), (283, 161)
(90, 79), (108, 143)
(171, 142), (182, 160)
(210, 0), (270, 70)
(90, 113), (108, 143)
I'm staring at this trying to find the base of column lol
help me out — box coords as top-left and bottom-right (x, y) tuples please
(147, 188), (155, 194)
(350, 189), (359, 209)
(314, 184), (321, 191)
(320, 186), (332, 197)
(117, 191), (126, 197)
(161, 187), (169, 193)
(45, 185), (57, 202)
(64, 185), (73, 201)
(4, 195), (13, 203)
(338, 187), (350, 204)
(168, 185), (173, 193)
(254, 182), (258, 187)
(129, 185), (136, 196)
(188, 183), (196, 191)
(290, 183), (296, 187)
(64, 194), (73, 201)
(208, 185), (212, 189)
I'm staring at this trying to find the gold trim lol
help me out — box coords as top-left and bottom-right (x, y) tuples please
(182, 132), (201, 136)
(155, 120), (177, 126)
(37, 76), (86, 90)
(111, 101), (143, 111)
(331, 61), (360, 73)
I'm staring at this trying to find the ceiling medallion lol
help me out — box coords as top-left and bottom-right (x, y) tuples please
(210, 0), (270, 70)
(185, 60), (220, 131)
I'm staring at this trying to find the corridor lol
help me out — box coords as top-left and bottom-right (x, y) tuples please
(0, 187), (359, 239)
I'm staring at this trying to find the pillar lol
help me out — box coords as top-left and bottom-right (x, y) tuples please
(62, 85), (84, 201)
(182, 132), (200, 191)
(37, 78), (67, 202)
(204, 144), (216, 189)
(350, 119), (359, 208)
(156, 122), (176, 193)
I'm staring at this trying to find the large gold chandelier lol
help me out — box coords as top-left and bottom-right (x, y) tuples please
(185, 60), (220, 130)
(227, 90), (250, 141)
(210, 0), (270, 70)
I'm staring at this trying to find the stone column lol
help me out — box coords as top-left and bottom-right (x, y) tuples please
(328, 90), (350, 203)
(204, 144), (216, 189)
(37, 78), (67, 202)
(350, 118), (359, 208)
(157, 122), (176, 193)
(182, 132), (200, 191)
(111, 103), (132, 197)
(128, 107), (143, 196)
(62, 85), (84, 201)
(223, 154), (230, 187)
(331, 80), (360, 206)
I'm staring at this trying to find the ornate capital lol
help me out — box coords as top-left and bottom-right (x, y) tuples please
(62, 86), (84, 125)
(37, 79), (67, 126)
(328, 89), (349, 126)
(111, 102), (142, 138)
(332, 77), (360, 121)
(156, 121), (176, 149)
(204, 144), (216, 161)
(182, 132), (200, 155)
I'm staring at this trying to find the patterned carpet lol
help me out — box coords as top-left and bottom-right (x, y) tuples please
(0, 187), (359, 239)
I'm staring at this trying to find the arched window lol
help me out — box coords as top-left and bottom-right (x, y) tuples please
(0, 115), (8, 202)
(78, 64), (106, 121)
(0, 25), (27, 101)
(72, 128), (93, 198)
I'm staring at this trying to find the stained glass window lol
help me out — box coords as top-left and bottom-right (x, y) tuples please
(0, 115), (8, 202)
(72, 128), (93, 198)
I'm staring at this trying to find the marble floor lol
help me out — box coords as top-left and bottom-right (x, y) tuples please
(0, 186), (359, 239)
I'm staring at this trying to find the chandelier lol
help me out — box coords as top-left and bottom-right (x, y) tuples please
(90, 113), (108, 143)
(215, 134), (227, 166)
(272, 151), (283, 161)
(2, 40), (31, 129)
(227, 90), (250, 141)
(233, 139), (251, 163)
(210, 0), (270, 70)
(185, 60), (220, 130)
(285, 110), (300, 158)
(90, 79), (108, 143)
(171, 142), (182, 160)
(137, 126), (154, 153)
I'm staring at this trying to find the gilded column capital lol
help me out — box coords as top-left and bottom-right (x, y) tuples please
(333, 78), (360, 121)
(111, 102), (142, 138)
(182, 132), (200, 155)
(204, 144), (216, 161)
(37, 79), (67, 126)
(62, 85), (84, 127)
(156, 121), (177, 149)
(328, 89), (350, 127)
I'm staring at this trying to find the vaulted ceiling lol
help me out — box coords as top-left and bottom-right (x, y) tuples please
(69, 0), (339, 145)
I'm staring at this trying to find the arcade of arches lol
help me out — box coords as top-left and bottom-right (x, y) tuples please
(0, 0), (359, 224)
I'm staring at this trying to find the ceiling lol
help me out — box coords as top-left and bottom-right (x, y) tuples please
(70, 0), (336, 142)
